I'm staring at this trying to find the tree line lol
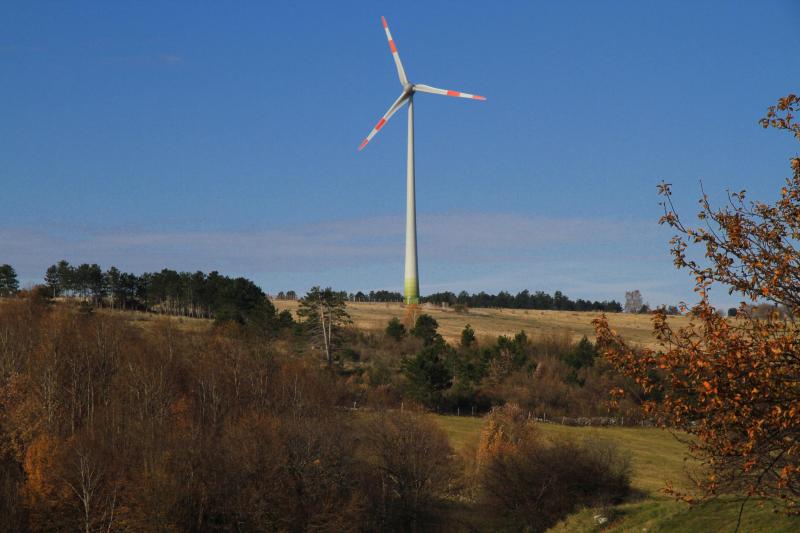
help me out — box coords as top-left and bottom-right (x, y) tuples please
(277, 287), (623, 310)
(422, 289), (623, 312)
(41, 260), (284, 328)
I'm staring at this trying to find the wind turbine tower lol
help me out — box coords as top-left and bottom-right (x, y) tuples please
(359, 16), (485, 305)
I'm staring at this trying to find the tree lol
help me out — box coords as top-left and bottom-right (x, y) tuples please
(594, 94), (800, 516)
(0, 265), (19, 296)
(44, 265), (61, 297)
(105, 267), (121, 309)
(56, 260), (74, 296)
(624, 290), (643, 313)
(297, 286), (351, 367)
(460, 324), (476, 349)
(411, 314), (441, 346)
(401, 346), (453, 408)
(385, 317), (406, 342)
(563, 336), (596, 371)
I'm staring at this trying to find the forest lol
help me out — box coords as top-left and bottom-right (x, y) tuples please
(0, 289), (634, 531)
(40, 260), (289, 328)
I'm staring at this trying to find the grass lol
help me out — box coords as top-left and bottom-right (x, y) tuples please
(432, 415), (799, 532)
(274, 300), (689, 348)
(93, 299), (679, 348)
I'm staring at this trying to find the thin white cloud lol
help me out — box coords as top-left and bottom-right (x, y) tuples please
(1, 212), (696, 303)
(158, 54), (181, 64)
(1, 212), (653, 270)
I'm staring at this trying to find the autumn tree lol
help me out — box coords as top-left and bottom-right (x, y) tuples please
(594, 94), (800, 516)
(474, 404), (630, 531)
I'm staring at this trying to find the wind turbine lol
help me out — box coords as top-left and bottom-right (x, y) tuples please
(358, 16), (485, 306)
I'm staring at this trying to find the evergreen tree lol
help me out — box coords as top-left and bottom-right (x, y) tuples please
(105, 266), (121, 308)
(44, 264), (61, 297)
(460, 324), (476, 349)
(297, 286), (351, 367)
(563, 336), (596, 370)
(401, 345), (453, 409)
(56, 260), (74, 296)
(0, 265), (19, 296)
(385, 317), (406, 342)
(411, 314), (441, 346)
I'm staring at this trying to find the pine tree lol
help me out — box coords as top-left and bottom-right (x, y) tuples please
(0, 264), (19, 296)
(297, 286), (351, 367)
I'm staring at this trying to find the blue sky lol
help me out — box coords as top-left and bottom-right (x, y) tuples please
(2, 0), (799, 307)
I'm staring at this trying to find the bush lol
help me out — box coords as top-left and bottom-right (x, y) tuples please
(385, 317), (406, 341)
(359, 412), (456, 530)
(411, 314), (441, 346)
(475, 404), (631, 532)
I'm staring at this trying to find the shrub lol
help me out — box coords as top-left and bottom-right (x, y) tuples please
(460, 324), (476, 348)
(385, 317), (406, 341)
(475, 404), (631, 532)
(411, 314), (441, 346)
(359, 412), (456, 530)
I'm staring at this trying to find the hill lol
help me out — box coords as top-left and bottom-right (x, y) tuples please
(273, 300), (689, 347)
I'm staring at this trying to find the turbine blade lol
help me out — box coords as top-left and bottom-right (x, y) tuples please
(414, 84), (486, 101)
(381, 16), (408, 86)
(358, 92), (410, 151)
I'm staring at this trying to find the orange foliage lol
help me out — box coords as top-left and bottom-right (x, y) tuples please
(595, 93), (800, 511)
(477, 403), (538, 467)
(22, 433), (68, 507)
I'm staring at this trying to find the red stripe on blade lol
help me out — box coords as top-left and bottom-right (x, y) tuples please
(381, 16), (387, 28)
(358, 139), (369, 150)
(473, 95), (486, 100)
(389, 40), (397, 53)
(446, 90), (460, 97)
(375, 118), (386, 131)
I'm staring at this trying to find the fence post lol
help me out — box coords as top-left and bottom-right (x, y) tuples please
(457, 407), (460, 417)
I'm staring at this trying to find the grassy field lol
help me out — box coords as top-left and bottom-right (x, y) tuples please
(432, 415), (798, 532)
(93, 299), (688, 348)
(274, 300), (690, 348)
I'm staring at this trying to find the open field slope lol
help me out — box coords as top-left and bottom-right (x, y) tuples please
(433, 415), (798, 532)
(275, 300), (689, 347)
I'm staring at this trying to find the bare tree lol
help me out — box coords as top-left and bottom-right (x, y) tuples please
(624, 290), (643, 313)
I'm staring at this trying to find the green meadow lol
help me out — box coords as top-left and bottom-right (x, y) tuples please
(433, 415), (798, 532)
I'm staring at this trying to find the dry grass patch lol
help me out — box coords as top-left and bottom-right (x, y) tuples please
(274, 301), (688, 348)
